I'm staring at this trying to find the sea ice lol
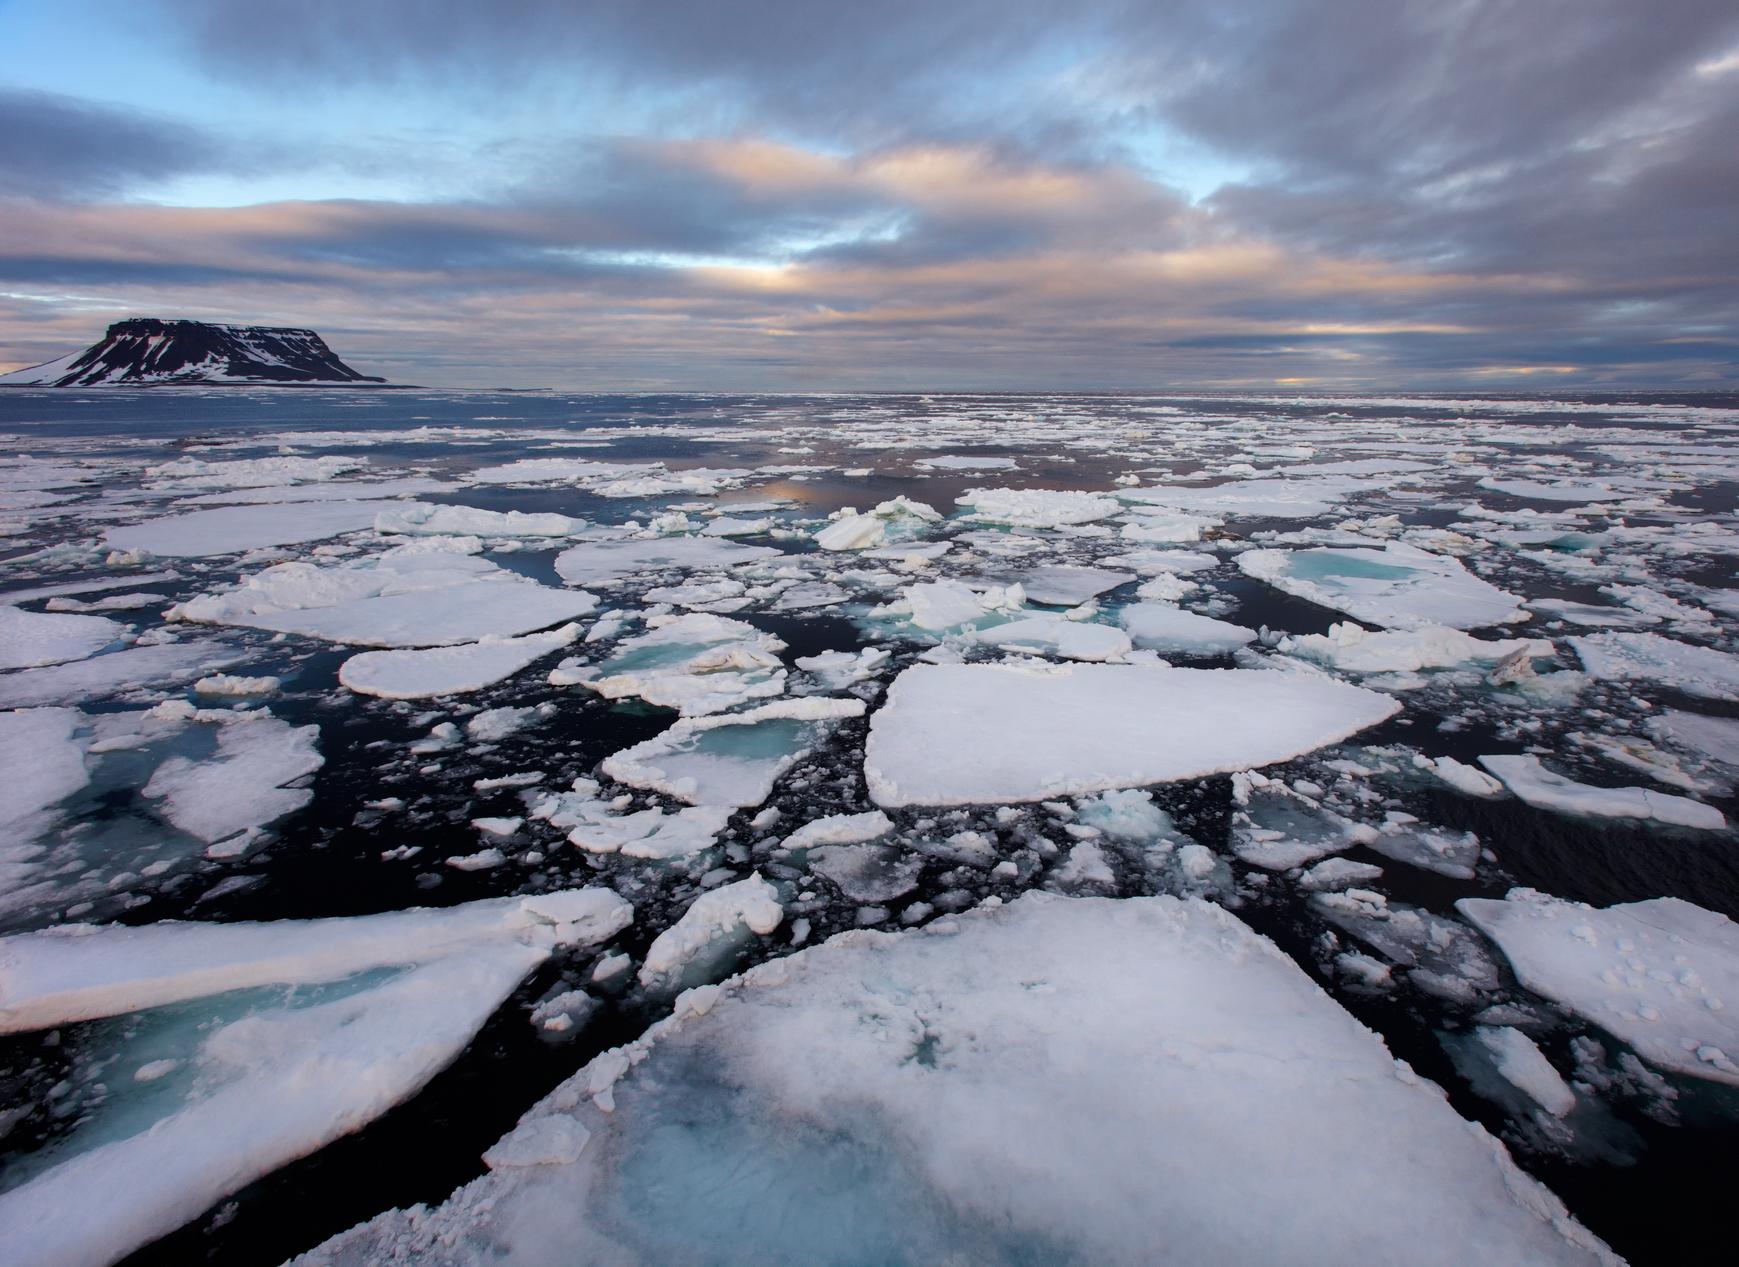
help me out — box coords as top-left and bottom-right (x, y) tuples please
(812, 497), (940, 551)
(0, 707), (89, 840)
(954, 487), (1121, 527)
(1239, 544), (1526, 630)
(553, 536), (780, 587)
(339, 625), (581, 699)
(104, 500), (404, 559)
(864, 663), (1399, 806)
(0, 642), (247, 709)
(970, 615), (1132, 662)
(781, 810), (895, 850)
(375, 503), (587, 538)
(302, 894), (1613, 1267)
(1475, 1027), (1577, 1117)
(1119, 603), (1256, 655)
(637, 873), (784, 992)
(1477, 754), (1725, 829)
(1570, 631), (1739, 701)
(1460, 890), (1739, 1086)
(1005, 564), (1135, 606)
(142, 715), (324, 846)
(0, 604), (126, 670)
(1280, 623), (1553, 673)
(553, 612), (786, 715)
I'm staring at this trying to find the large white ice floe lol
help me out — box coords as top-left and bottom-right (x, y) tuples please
(1570, 631), (1739, 701)
(864, 663), (1399, 806)
(1238, 543), (1527, 630)
(298, 894), (1614, 1267)
(1477, 754), (1726, 830)
(375, 503), (587, 538)
(1006, 564), (1134, 606)
(636, 873), (784, 992)
(552, 536), (781, 587)
(0, 604), (126, 670)
(601, 697), (865, 808)
(954, 486), (1121, 527)
(1121, 475), (1377, 520)
(103, 500), (405, 558)
(1280, 623), (1554, 674)
(552, 612), (786, 715)
(812, 497), (940, 551)
(0, 889), (634, 1267)
(969, 615), (1132, 662)
(0, 641), (247, 709)
(339, 624), (581, 699)
(144, 455), (365, 491)
(0, 706), (89, 841)
(175, 544), (597, 648)
(1459, 890), (1739, 1087)
(1119, 603), (1256, 655)
(141, 714), (324, 847)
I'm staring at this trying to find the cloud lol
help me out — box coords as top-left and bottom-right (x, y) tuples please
(0, 88), (231, 199)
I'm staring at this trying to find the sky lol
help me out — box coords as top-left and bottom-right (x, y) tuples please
(1, 0), (1737, 390)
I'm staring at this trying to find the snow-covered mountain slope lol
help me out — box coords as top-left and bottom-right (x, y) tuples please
(0, 318), (387, 386)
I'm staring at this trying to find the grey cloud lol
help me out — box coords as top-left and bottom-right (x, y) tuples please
(0, 88), (228, 199)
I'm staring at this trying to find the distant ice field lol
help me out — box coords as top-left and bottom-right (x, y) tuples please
(1, 387), (1738, 1267)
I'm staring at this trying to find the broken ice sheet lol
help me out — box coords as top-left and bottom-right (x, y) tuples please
(552, 612), (787, 715)
(0, 604), (128, 670)
(299, 894), (1614, 1267)
(142, 713), (324, 849)
(338, 623), (581, 699)
(1238, 543), (1526, 630)
(0, 890), (634, 1267)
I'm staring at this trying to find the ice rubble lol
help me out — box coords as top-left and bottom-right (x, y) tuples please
(1119, 603), (1256, 654)
(375, 503), (587, 538)
(300, 895), (1613, 1267)
(142, 715), (324, 847)
(1278, 623), (1553, 673)
(143, 454), (364, 490)
(176, 544), (597, 648)
(0, 641), (247, 709)
(781, 810), (895, 850)
(553, 536), (780, 587)
(954, 487), (1121, 527)
(1239, 544), (1526, 630)
(339, 624), (581, 699)
(812, 497), (940, 551)
(0, 891), (633, 1267)
(637, 873), (784, 992)
(1476, 754), (1726, 830)
(1459, 891), (1739, 1086)
(531, 782), (733, 860)
(1570, 631), (1739, 701)
(864, 663), (1399, 806)
(104, 500), (406, 558)
(601, 697), (865, 807)
(0, 604), (126, 670)
(557, 613), (786, 716)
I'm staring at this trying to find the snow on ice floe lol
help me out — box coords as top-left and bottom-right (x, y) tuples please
(553, 536), (781, 587)
(913, 454), (1019, 470)
(1570, 631), (1739, 701)
(0, 707), (89, 841)
(813, 497), (940, 551)
(0, 641), (247, 709)
(1476, 754), (1726, 830)
(1239, 543), (1527, 630)
(176, 544), (597, 648)
(531, 780), (733, 860)
(375, 503), (587, 538)
(0, 890), (633, 1267)
(1279, 623), (1554, 674)
(143, 455), (365, 491)
(1477, 478), (1631, 504)
(552, 612), (785, 715)
(1459, 890), (1739, 1087)
(1120, 475), (1378, 520)
(864, 663), (1399, 807)
(1002, 564), (1134, 606)
(339, 624), (581, 700)
(954, 487), (1121, 527)
(601, 697), (865, 808)
(141, 714), (324, 849)
(298, 894), (1614, 1267)
(0, 604), (127, 670)
(969, 615), (1132, 662)
(1119, 603), (1255, 655)
(636, 873), (783, 992)
(103, 500), (407, 559)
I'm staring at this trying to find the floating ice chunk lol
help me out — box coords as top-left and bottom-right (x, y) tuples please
(794, 646), (890, 688)
(376, 503), (586, 538)
(1074, 789), (1172, 840)
(466, 458), (649, 486)
(971, 615), (1132, 662)
(809, 844), (924, 903)
(555, 612), (786, 715)
(914, 454), (1018, 470)
(0, 604), (126, 670)
(1314, 890), (1501, 1003)
(1459, 891), (1739, 1086)
(339, 624), (580, 699)
(782, 810), (895, 850)
(1119, 510), (1219, 543)
(1647, 710), (1739, 780)
(1528, 599), (1659, 629)
(902, 579), (1009, 631)
(467, 706), (537, 742)
(192, 673), (280, 697)
(142, 715), (323, 845)
(1048, 839), (1117, 891)
(865, 663), (1399, 807)
(553, 536), (781, 587)
(484, 1115), (592, 1170)
(105, 500), (405, 559)
(1570, 632), (1739, 701)
(1300, 857), (1384, 891)
(1102, 548), (1219, 576)
(447, 847), (508, 871)
(1230, 771), (1366, 870)
(177, 547), (597, 648)
(1477, 754), (1725, 829)
(145, 454), (364, 490)
(0, 890), (632, 1267)
(1478, 478), (1629, 503)
(1416, 754), (1506, 798)
(559, 800), (732, 860)
(955, 487), (1121, 527)
(1239, 544), (1526, 630)
(601, 698), (865, 808)
(0, 641), (248, 709)
(813, 497), (940, 551)
(1365, 822), (1481, 879)
(638, 874), (783, 991)
(309, 894), (1615, 1267)
(1280, 623), (1553, 673)
(1121, 476), (1375, 519)
(1119, 603), (1255, 655)
(183, 476), (449, 507)
(1475, 1027), (1576, 1117)
(1006, 565), (1134, 606)
(0, 707), (89, 839)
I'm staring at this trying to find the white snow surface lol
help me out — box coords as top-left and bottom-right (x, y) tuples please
(1281, 623), (1553, 673)
(1239, 544), (1526, 630)
(1119, 603), (1256, 654)
(553, 536), (780, 587)
(339, 624), (580, 699)
(0, 707), (89, 839)
(142, 716), (324, 845)
(375, 503), (586, 538)
(637, 874), (784, 990)
(104, 500), (405, 558)
(1571, 631), (1739, 701)
(864, 663), (1399, 807)
(299, 894), (1613, 1267)
(0, 641), (247, 709)
(954, 487), (1121, 527)
(1477, 754), (1726, 829)
(0, 604), (126, 670)
(1460, 890), (1739, 1086)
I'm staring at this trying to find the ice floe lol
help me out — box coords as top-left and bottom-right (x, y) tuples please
(1477, 754), (1726, 829)
(1279, 623), (1554, 673)
(552, 536), (780, 587)
(552, 612), (786, 715)
(1570, 631), (1739, 701)
(955, 487), (1121, 527)
(339, 624), (581, 699)
(636, 873), (784, 992)
(1239, 543), (1527, 630)
(141, 714), (324, 849)
(813, 497), (940, 551)
(0, 604), (127, 670)
(1119, 603), (1255, 655)
(865, 663), (1399, 806)
(104, 500), (405, 559)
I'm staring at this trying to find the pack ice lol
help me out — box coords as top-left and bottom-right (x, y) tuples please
(297, 894), (1613, 1267)
(864, 663), (1399, 806)
(1239, 544), (1526, 630)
